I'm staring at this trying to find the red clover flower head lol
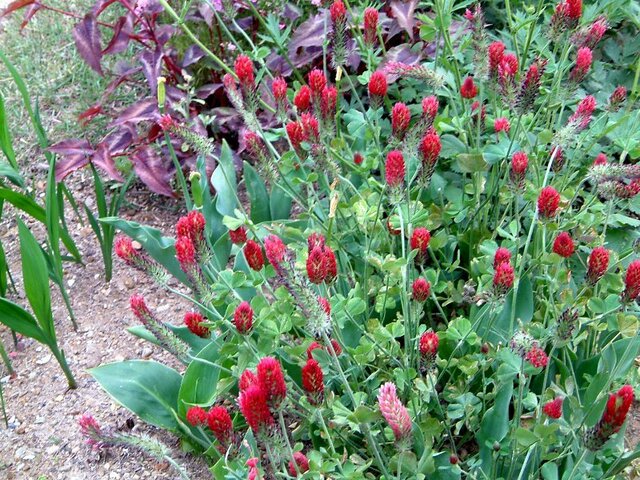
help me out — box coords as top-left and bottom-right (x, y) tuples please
(553, 232), (575, 258)
(364, 7), (379, 45)
(587, 246), (610, 284)
(493, 261), (515, 294)
(186, 406), (208, 426)
(422, 95), (439, 122)
(256, 356), (287, 409)
(391, 102), (411, 139)
(234, 55), (255, 89)
(537, 186), (561, 219)
(488, 41), (506, 77)
(234, 301), (254, 334)
(301, 358), (324, 405)
(543, 397), (564, 419)
(184, 311), (209, 338)
(460, 76), (478, 99)
(243, 239), (264, 271)
(288, 452), (310, 476)
(307, 246), (328, 284)
(622, 260), (640, 303)
(525, 346), (549, 368)
(238, 384), (274, 433)
(494, 117), (510, 134)
(229, 226), (247, 245)
(410, 227), (431, 259)
(294, 86), (312, 112)
(385, 150), (405, 188)
(419, 330), (439, 359)
(493, 247), (511, 269)
(412, 278), (431, 302)
(207, 406), (233, 446)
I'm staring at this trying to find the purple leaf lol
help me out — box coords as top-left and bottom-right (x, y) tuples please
(182, 45), (204, 68)
(103, 128), (134, 154)
(109, 98), (159, 126)
(0, 0), (36, 17)
(20, 3), (41, 29)
(195, 83), (222, 99)
(92, 142), (125, 182)
(289, 12), (326, 51)
(102, 15), (133, 56)
(390, 0), (419, 40)
(131, 146), (175, 197)
(139, 48), (163, 95)
(73, 13), (104, 76)
(50, 139), (94, 181)
(92, 0), (120, 16)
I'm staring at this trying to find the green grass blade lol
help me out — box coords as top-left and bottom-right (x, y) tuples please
(0, 92), (17, 169)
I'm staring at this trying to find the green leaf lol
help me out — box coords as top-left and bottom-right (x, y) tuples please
(477, 380), (514, 475)
(90, 360), (182, 432)
(0, 92), (18, 169)
(17, 219), (54, 340)
(127, 324), (211, 354)
(0, 298), (47, 344)
(100, 217), (188, 284)
(456, 153), (487, 173)
(483, 276), (534, 343)
(243, 162), (271, 224)
(178, 341), (230, 417)
(0, 162), (24, 188)
(270, 183), (293, 220)
(211, 140), (238, 216)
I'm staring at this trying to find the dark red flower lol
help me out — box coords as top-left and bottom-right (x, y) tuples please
(565, 0), (581, 20)
(364, 7), (379, 45)
(412, 278), (431, 302)
(587, 246), (609, 284)
(422, 96), (439, 122)
(329, 0), (346, 23)
(385, 150), (405, 188)
(543, 397), (564, 419)
(460, 76), (478, 99)
(493, 247), (511, 269)
(321, 86), (338, 120)
(329, 339), (342, 356)
(114, 236), (138, 265)
(294, 86), (312, 112)
(264, 235), (287, 272)
(307, 246), (328, 284)
(354, 152), (363, 165)
(308, 69), (327, 97)
(488, 41), (506, 76)
(419, 330), (439, 359)
(494, 262), (515, 294)
(207, 406), (233, 445)
(525, 345), (548, 368)
(244, 239), (265, 271)
(234, 55), (254, 88)
(272, 77), (287, 101)
(229, 226), (247, 245)
(410, 227), (431, 257)
(419, 128), (441, 169)
(494, 117), (510, 134)
(176, 210), (206, 245)
(553, 232), (575, 258)
(609, 86), (626, 111)
(570, 47), (592, 83)
(518, 59), (547, 112)
(510, 151), (528, 187)
(286, 121), (306, 151)
(603, 385), (634, 429)
(568, 95), (596, 131)
(234, 301), (254, 334)
(186, 406), (207, 426)
(302, 358), (324, 405)
(184, 311), (209, 338)
(368, 71), (388, 98)
(238, 384), (274, 433)
(622, 260), (640, 303)
(256, 357), (287, 409)
(391, 102), (411, 139)
(130, 294), (151, 321)
(300, 113), (320, 142)
(537, 186), (561, 218)
(307, 233), (326, 252)
(323, 247), (337, 282)
(288, 451), (310, 476)
(593, 153), (607, 166)
(498, 53), (519, 84)
(158, 114), (176, 131)
(307, 341), (323, 359)
(239, 369), (257, 391)
(175, 236), (197, 270)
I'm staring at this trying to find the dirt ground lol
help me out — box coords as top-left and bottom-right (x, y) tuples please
(0, 169), (211, 480)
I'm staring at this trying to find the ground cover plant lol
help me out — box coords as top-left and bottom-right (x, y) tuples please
(2, 0), (640, 478)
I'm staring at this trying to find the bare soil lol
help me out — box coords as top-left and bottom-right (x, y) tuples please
(0, 169), (210, 480)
